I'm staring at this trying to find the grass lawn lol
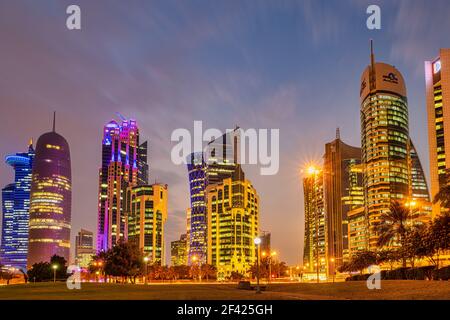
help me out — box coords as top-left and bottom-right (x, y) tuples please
(0, 281), (449, 300)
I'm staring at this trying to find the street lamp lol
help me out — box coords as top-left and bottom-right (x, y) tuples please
(144, 257), (149, 284)
(52, 264), (58, 283)
(267, 251), (277, 284)
(254, 237), (262, 294)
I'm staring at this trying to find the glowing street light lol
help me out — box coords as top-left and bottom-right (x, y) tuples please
(143, 256), (150, 284)
(52, 264), (58, 283)
(254, 237), (262, 294)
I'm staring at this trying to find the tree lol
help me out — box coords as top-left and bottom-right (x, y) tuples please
(433, 172), (450, 209)
(189, 264), (200, 280)
(347, 251), (377, 275)
(376, 200), (413, 267)
(50, 255), (68, 280)
(228, 271), (245, 281)
(430, 212), (450, 268)
(101, 240), (144, 283)
(27, 262), (52, 282)
(200, 264), (217, 281)
(376, 249), (400, 270)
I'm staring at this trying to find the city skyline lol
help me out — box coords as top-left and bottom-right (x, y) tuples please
(1, 1), (450, 265)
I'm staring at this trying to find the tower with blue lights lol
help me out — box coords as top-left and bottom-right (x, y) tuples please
(0, 141), (34, 270)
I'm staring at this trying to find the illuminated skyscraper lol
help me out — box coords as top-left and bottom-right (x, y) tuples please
(323, 131), (361, 274)
(360, 42), (410, 250)
(302, 167), (326, 274)
(75, 229), (95, 268)
(186, 152), (208, 264)
(28, 115), (71, 267)
(206, 166), (259, 279)
(0, 141), (34, 270)
(186, 128), (240, 264)
(97, 118), (148, 252)
(1, 184), (15, 267)
(425, 49), (450, 218)
(126, 184), (168, 265)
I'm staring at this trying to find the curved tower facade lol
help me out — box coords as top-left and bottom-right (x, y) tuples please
(360, 42), (410, 250)
(28, 121), (71, 268)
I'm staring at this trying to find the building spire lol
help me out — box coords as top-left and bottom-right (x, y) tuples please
(336, 127), (341, 140)
(369, 39), (376, 91)
(52, 111), (56, 132)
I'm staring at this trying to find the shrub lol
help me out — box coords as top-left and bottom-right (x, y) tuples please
(432, 266), (450, 281)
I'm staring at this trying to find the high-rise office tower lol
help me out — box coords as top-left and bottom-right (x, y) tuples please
(260, 231), (271, 255)
(360, 42), (410, 250)
(186, 128), (240, 264)
(97, 118), (148, 252)
(0, 141), (34, 270)
(303, 167), (326, 274)
(408, 140), (432, 224)
(28, 115), (71, 267)
(425, 49), (450, 218)
(1, 184), (15, 267)
(75, 229), (95, 268)
(171, 234), (188, 266)
(206, 166), (259, 279)
(125, 184), (168, 265)
(323, 130), (361, 275)
(186, 152), (208, 264)
(137, 141), (149, 186)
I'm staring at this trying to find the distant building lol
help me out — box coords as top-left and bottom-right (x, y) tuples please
(0, 140), (34, 270)
(75, 229), (95, 268)
(171, 234), (187, 266)
(303, 167), (326, 274)
(425, 48), (450, 218)
(28, 115), (71, 268)
(206, 166), (259, 279)
(126, 184), (168, 265)
(260, 231), (271, 255)
(323, 130), (361, 275)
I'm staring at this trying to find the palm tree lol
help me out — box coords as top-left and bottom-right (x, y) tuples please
(376, 200), (413, 267)
(433, 171), (450, 209)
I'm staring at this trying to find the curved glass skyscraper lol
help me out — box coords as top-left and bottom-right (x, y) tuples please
(360, 42), (410, 250)
(28, 118), (71, 267)
(0, 141), (34, 270)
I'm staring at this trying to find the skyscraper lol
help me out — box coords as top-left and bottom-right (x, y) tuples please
(125, 184), (168, 265)
(360, 42), (410, 250)
(0, 141), (34, 270)
(323, 131), (361, 274)
(186, 128), (240, 264)
(75, 229), (95, 268)
(1, 184), (15, 267)
(302, 167), (326, 274)
(425, 49), (450, 218)
(97, 118), (148, 252)
(206, 166), (259, 279)
(28, 115), (71, 267)
(186, 152), (208, 264)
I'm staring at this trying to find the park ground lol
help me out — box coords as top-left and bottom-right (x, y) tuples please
(0, 281), (449, 300)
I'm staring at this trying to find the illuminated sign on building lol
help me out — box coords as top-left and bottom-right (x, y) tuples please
(434, 60), (442, 74)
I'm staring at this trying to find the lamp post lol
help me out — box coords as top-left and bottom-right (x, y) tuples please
(144, 257), (149, 284)
(254, 237), (262, 294)
(52, 264), (58, 283)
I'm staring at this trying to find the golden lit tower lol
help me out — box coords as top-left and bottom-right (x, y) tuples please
(125, 184), (168, 265)
(425, 49), (450, 218)
(360, 41), (410, 250)
(206, 166), (259, 279)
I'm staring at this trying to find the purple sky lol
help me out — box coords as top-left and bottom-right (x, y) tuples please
(1, 0), (449, 265)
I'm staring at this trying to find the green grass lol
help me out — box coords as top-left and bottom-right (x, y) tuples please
(0, 281), (449, 300)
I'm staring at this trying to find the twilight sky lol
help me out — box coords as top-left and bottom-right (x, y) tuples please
(0, 0), (449, 265)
